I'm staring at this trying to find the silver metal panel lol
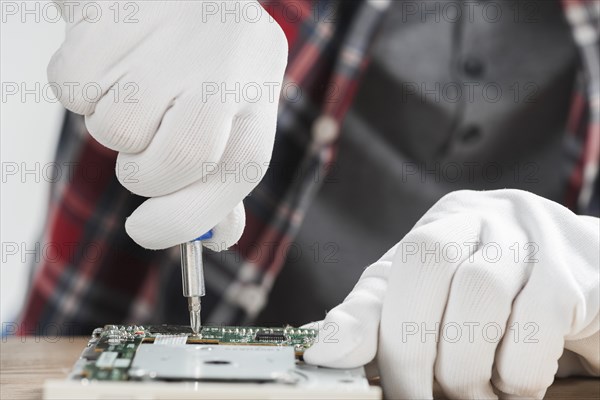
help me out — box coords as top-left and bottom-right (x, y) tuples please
(130, 344), (295, 382)
(292, 363), (372, 390)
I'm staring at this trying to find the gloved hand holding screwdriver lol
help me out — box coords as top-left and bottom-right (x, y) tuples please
(46, 1), (599, 399)
(48, 0), (288, 250)
(48, 0), (288, 336)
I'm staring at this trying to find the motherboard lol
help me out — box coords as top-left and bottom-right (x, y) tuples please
(74, 324), (317, 381)
(44, 324), (381, 399)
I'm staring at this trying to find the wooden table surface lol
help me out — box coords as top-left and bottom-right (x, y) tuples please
(1, 337), (598, 399)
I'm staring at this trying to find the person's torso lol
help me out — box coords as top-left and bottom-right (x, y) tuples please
(257, 0), (579, 325)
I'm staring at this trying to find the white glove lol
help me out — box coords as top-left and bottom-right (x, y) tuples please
(303, 189), (599, 399)
(48, 0), (288, 249)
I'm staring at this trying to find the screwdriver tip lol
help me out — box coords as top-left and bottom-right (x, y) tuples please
(188, 297), (202, 334)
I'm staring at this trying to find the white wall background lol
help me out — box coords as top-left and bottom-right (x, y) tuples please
(1, 1), (65, 328)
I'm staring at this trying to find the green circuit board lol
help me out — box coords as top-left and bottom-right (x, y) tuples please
(74, 324), (317, 381)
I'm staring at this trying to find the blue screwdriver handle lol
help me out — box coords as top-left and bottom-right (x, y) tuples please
(194, 230), (214, 241)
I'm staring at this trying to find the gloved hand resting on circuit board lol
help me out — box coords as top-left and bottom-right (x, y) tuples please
(48, 0), (288, 249)
(303, 189), (599, 399)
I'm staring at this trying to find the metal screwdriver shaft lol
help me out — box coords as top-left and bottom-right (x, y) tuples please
(180, 231), (212, 335)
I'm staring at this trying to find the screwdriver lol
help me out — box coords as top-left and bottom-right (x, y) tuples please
(180, 230), (213, 335)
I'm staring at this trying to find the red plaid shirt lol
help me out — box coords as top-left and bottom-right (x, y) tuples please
(18, 0), (599, 335)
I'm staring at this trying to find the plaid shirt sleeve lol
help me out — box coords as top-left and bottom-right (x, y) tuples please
(562, 0), (600, 215)
(17, 0), (599, 335)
